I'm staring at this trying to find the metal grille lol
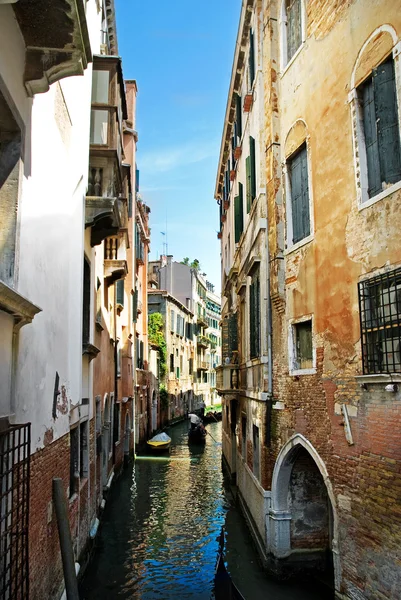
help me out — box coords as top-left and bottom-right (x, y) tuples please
(0, 424), (30, 600)
(358, 268), (401, 374)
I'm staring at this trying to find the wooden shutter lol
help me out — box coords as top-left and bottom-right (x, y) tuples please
(373, 59), (401, 188)
(234, 183), (244, 243)
(249, 29), (255, 87)
(236, 93), (242, 140)
(290, 145), (310, 243)
(362, 77), (382, 197)
(250, 136), (256, 201)
(246, 156), (251, 213)
(287, 0), (302, 62)
(249, 279), (255, 358)
(132, 290), (138, 323)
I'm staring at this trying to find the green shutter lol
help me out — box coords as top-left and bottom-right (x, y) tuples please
(236, 93), (242, 139)
(373, 59), (401, 188)
(362, 77), (382, 198)
(246, 156), (251, 213)
(287, 0), (302, 62)
(249, 29), (255, 87)
(234, 183), (244, 243)
(290, 145), (310, 243)
(132, 290), (138, 323)
(116, 279), (124, 306)
(250, 136), (256, 201)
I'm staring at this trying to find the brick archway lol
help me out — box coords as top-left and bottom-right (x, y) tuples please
(269, 434), (341, 592)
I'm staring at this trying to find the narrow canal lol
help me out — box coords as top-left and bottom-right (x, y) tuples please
(79, 420), (333, 599)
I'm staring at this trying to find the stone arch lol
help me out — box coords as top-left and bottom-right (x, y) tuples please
(270, 434), (340, 591)
(351, 25), (398, 89)
(284, 119), (308, 160)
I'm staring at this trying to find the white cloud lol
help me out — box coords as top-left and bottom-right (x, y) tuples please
(139, 139), (219, 174)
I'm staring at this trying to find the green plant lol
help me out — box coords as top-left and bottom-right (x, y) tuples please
(148, 312), (167, 378)
(159, 385), (169, 409)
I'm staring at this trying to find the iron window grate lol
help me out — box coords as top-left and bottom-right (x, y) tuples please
(358, 267), (401, 374)
(0, 423), (30, 600)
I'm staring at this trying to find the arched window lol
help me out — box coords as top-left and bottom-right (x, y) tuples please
(349, 26), (401, 207)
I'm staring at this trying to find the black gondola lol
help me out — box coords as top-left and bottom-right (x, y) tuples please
(214, 529), (245, 600)
(188, 424), (207, 443)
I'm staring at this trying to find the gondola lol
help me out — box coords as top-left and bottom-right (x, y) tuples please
(188, 424), (207, 443)
(214, 529), (245, 600)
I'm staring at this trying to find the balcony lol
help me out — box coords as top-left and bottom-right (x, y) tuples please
(104, 235), (128, 285)
(198, 361), (208, 371)
(197, 313), (208, 328)
(216, 365), (240, 395)
(13, 0), (91, 96)
(197, 335), (210, 348)
(85, 55), (128, 246)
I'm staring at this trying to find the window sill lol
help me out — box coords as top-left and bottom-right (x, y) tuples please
(290, 368), (316, 376)
(280, 42), (305, 78)
(285, 233), (314, 256)
(355, 374), (401, 384)
(358, 179), (401, 211)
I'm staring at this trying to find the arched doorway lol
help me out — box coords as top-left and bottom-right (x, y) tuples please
(270, 434), (340, 591)
(102, 395), (110, 488)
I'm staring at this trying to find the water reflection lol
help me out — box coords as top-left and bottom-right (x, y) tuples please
(79, 421), (332, 600)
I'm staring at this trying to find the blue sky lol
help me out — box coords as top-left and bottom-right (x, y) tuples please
(115, 0), (241, 290)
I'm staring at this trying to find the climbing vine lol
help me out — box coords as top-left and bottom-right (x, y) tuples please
(148, 312), (167, 378)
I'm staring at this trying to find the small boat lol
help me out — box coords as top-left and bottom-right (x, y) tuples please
(188, 424), (207, 443)
(147, 432), (171, 451)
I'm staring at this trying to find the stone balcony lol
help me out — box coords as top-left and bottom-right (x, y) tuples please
(216, 364), (240, 395)
(12, 0), (91, 96)
(197, 335), (210, 348)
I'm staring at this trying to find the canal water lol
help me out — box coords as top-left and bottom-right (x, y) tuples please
(79, 420), (333, 599)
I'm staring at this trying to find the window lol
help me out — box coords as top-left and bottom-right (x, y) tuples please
(132, 289), (138, 323)
(170, 353), (174, 373)
(358, 267), (401, 374)
(249, 270), (260, 359)
(241, 416), (247, 457)
(116, 340), (121, 377)
(234, 183), (244, 243)
(82, 257), (91, 345)
(116, 279), (124, 307)
(253, 425), (260, 478)
(293, 320), (313, 370)
(189, 357), (193, 375)
(176, 366), (180, 379)
(359, 58), (401, 199)
(285, 0), (302, 64)
(287, 144), (310, 245)
(69, 427), (79, 498)
(80, 421), (88, 479)
(113, 403), (120, 444)
(249, 29), (255, 89)
(171, 309), (175, 332)
(246, 137), (256, 212)
(236, 93), (242, 142)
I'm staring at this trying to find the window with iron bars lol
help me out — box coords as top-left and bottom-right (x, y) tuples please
(358, 267), (401, 374)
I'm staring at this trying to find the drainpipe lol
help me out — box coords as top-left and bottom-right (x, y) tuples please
(265, 216), (273, 447)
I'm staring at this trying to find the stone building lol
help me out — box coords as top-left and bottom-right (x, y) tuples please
(205, 281), (222, 405)
(216, 0), (401, 598)
(0, 0), (149, 597)
(148, 290), (196, 420)
(0, 1), (101, 597)
(150, 256), (221, 410)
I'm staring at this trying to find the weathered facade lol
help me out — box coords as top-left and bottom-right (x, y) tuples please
(216, 1), (401, 598)
(148, 290), (196, 419)
(151, 256), (221, 410)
